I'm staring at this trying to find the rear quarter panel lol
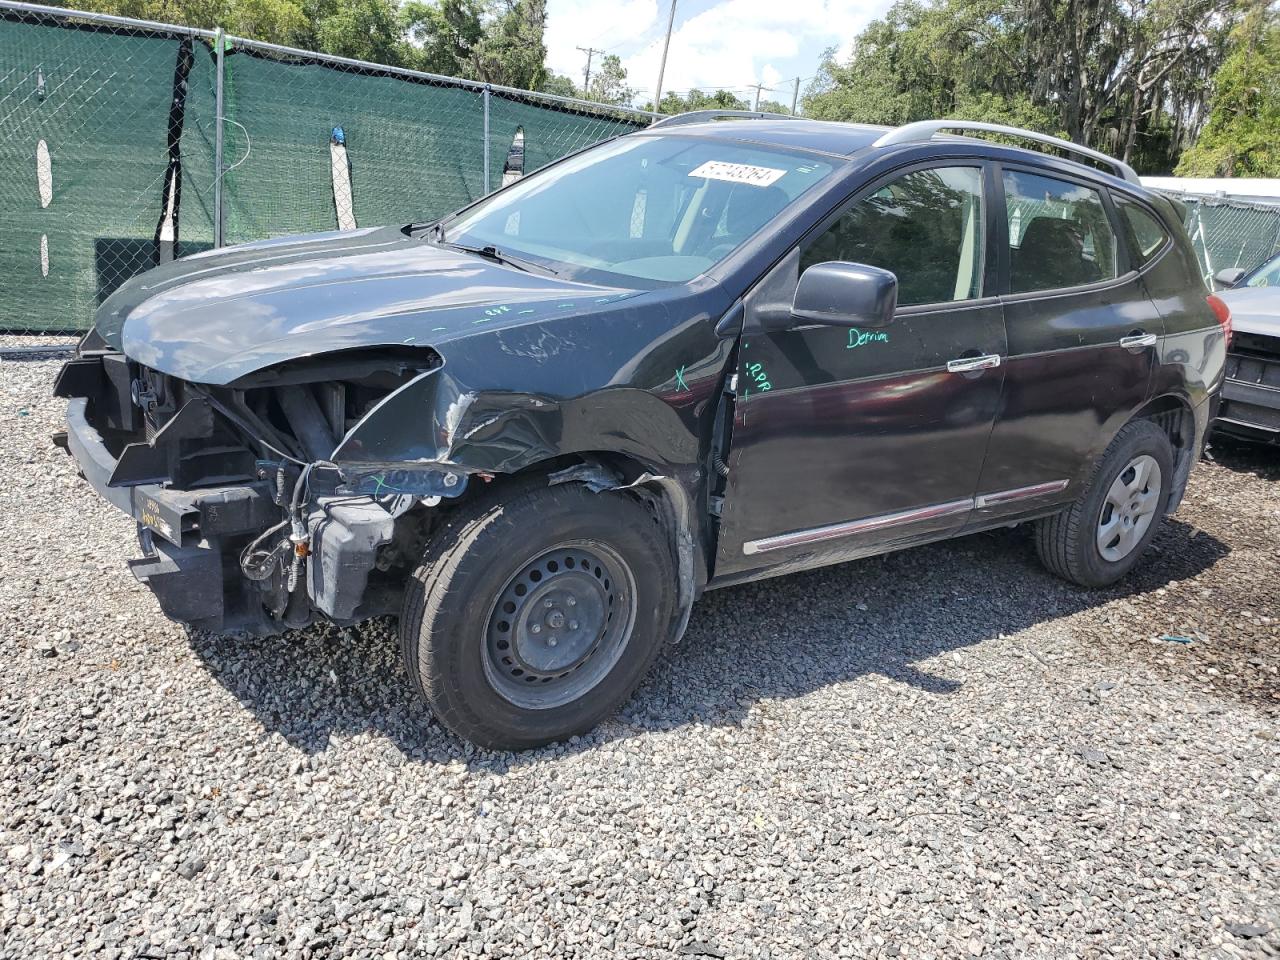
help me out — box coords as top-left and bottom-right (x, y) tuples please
(1141, 210), (1226, 420)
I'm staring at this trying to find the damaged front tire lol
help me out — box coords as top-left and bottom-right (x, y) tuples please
(400, 482), (675, 750)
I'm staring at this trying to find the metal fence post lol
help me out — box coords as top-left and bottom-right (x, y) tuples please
(482, 85), (491, 195)
(213, 27), (225, 247)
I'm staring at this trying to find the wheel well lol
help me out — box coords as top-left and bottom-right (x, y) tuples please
(386, 450), (701, 637)
(1134, 395), (1193, 450)
(1131, 395), (1195, 513)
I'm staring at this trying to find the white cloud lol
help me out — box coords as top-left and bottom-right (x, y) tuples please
(544, 0), (659, 85)
(545, 0), (891, 106)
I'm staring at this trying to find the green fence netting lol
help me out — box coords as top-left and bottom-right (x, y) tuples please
(486, 92), (642, 190)
(0, 13), (216, 331)
(0, 5), (651, 333)
(219, 48), (487, 243)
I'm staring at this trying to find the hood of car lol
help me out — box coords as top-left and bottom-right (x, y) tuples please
(97, 225), (639, 385)
(1218, 285), (1280, 339)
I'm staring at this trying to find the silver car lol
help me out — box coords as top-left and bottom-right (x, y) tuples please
(1215, 253), (1280, 443)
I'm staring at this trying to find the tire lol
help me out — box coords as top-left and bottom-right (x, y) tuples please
(400, 481), (676, 750)
(1035, 419), (1174, 588)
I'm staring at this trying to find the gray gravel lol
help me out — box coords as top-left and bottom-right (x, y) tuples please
(2, 343), (1278, 959)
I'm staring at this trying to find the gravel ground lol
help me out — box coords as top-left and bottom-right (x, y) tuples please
(2, 344), (1277, 960)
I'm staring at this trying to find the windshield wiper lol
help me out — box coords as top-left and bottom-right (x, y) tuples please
(443, 241), (559, 277)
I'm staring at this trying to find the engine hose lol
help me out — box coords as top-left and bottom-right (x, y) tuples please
(713, 453), (730, 478)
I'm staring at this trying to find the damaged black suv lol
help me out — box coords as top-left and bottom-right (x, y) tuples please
(57, 113), (1227, 749)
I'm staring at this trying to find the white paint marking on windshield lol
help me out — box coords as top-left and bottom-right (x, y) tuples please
(688, 160), (786, 188)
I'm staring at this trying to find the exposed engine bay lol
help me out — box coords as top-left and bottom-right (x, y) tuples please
(55, 337), (474, 635)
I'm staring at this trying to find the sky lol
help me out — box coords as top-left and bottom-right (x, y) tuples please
(543, 0), (895, 109)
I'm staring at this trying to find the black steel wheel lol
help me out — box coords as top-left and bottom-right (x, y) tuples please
(400, 480), (676, 750)
(483, 542), (637, 709)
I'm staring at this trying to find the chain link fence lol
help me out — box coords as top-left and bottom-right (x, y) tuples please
(1165, 193), (1280, 286)
(0, 0), (654, 332)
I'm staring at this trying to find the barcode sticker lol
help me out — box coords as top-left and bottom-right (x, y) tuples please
(688, 160), (787, 187)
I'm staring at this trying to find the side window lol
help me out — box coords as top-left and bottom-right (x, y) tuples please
(1004, 170), (1118, 294)
(801, 166), (985, 307)
(1115, 196), (1169, 266)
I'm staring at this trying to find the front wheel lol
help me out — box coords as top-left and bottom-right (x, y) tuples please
(400, 482), (676, 750)
(1036, 419), (1174, 588)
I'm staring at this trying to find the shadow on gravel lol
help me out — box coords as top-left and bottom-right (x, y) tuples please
(1207, 434), (1280, 482)
(187, 516), (1229, 764)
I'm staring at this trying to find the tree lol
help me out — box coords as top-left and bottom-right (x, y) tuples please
(307, 0), (407, 65)
(584, 54), (635, 105)
(401, 0), (484, 76)
(538, 72), (578, 97)
(1177, 5), (1280, 176)
(757, 99), (792, 115)
(645, 88), (748, 114)
(803, 0), (1242, 173)
(469, 0), (548, 89)
(62, 0), (310, 45)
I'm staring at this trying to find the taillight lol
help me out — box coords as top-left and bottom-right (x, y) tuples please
(1207, 294), (1232, 346)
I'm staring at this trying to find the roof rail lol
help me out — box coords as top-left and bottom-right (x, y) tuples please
(873, 120), (1141, 185)
(648, 109), (799, 128)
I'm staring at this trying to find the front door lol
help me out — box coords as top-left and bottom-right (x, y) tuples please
(715, 162), (1007, 582)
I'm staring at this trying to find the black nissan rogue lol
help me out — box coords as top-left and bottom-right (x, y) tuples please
(56, 112), (1228, 749)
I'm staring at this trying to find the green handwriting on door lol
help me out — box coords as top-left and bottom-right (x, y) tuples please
(743, 360), (771, 392)
(847, 328), (889, 350)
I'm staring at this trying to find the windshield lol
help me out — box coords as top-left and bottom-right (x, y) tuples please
(438, 135), (835, 285)
(1245, 253), (1280, 288)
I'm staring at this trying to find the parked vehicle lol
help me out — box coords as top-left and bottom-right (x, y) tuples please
(56, 112), (1227, 749)
(1213, 253), (1280, 443)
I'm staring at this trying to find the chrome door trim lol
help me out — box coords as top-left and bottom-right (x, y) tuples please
(974, 478), (1070, 508)
(946, 354), (1002, 374)
(742, 498), (973, 556)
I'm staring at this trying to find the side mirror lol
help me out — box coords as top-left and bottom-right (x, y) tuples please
(791, 261), (898, 329)
(1214, 266), (1246, 289)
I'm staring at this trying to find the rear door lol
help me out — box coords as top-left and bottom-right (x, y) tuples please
(715, 161), (1007, 582)
(969, 164), (1163, 527)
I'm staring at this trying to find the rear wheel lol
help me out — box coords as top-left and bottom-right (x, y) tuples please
(400, 482), (675, 749)
(1036, 419), (1173, 587)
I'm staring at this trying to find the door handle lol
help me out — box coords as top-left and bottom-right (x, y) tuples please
(946, 354), (1002, 374)
(1119, 332), (1158, 351)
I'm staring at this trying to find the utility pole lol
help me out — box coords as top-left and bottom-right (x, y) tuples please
(652, 0), (677, 111)
(790, 76), (800, 114)
(577, 46), (605, 93)
(750, 83), (768, 111)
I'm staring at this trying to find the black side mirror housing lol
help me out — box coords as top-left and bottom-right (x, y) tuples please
(791, 262), (898, 329)
(1214, 266), (1247, 289)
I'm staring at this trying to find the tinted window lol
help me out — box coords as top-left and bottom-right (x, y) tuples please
(802, 166), (985, 307)
(444, 137), (834, 284)
(1116, 197), (1169, 265)
(1004, 170), (1117, 293)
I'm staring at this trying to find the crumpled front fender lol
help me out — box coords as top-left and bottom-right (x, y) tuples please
(331, 358), (699, 476)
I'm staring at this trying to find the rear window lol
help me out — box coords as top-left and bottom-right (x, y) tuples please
(1004, 170), (1118, 294)
(1116, 197), (1170, 265)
